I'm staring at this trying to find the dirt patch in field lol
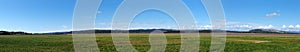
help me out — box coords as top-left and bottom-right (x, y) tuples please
(231, 39), (271, 43)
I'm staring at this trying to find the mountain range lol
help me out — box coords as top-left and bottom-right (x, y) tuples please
(1, 29), (300, 35)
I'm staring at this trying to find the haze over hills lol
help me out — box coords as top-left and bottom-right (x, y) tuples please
(1, 29), (300, 35)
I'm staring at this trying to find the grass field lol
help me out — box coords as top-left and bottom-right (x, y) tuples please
(1, 33), (300, 52)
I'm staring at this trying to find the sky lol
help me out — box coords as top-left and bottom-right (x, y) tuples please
(0, 0), (300, 33)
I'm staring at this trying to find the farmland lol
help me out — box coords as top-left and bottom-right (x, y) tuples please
(1, 33), (300, 52)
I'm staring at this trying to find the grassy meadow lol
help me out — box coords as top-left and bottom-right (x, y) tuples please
(1, 33), (300, 52)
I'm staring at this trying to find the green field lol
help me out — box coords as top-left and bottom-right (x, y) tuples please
(1, 33), (300, 52)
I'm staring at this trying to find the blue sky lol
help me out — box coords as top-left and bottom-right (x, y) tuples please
(0, 0), (300, 33)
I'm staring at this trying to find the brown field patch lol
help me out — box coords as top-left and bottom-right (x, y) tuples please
(230, 39), (271, 43)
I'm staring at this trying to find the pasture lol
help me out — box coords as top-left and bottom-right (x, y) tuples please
(1, 33), (300, 52)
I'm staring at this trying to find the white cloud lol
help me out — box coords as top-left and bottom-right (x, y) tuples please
(41, 29), (72, 33)
(288, 25), (294, 28)
(266, 12), (280, 17)
(97, 11), (102, 14)
(227, 25), (253, 29)
(281, 25), (300, 31)
(257, 25), (274, 29)
(226, 25), (281, 31)
(284, 25), (300, 29)
(99, 22), (111, 25)
(62, 25), (68, 29)
(266, 10), (280, 17)
(226, 21), (240, 25)
(202, 25), (212, 29)
(282, 25), (287, 28)
(296, 25), (300, 28)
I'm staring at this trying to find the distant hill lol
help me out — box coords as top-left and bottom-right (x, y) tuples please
(249, 29), (300, 34)
(249, 29), (284, 33)
(0, 31), (32, 35)
(1, 29), (299, 35)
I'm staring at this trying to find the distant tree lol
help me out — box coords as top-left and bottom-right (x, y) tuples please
(13, 32), (32, 35)
(0, 31), (12, 35)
